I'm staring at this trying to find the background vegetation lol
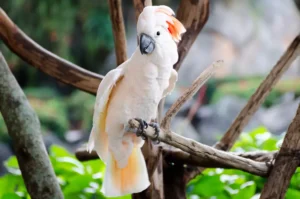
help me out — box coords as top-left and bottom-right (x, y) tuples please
(2, 127), (300, 199)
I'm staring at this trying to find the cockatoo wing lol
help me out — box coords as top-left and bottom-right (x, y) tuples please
(163, 68), (178, 97)
(87, 66), (125, 163)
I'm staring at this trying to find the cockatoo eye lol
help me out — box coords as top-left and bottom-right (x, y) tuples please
(156, 31), (160, 36)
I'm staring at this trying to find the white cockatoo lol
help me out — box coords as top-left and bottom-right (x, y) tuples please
(87, 5), (186, 197)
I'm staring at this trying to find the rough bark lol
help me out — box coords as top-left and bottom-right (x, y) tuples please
(174, 0), (210, 71)
(186, 33), (300, 181)
(163, 149), (276, 169)
(126, 119), (269, 177)
(260, 104), (300, 199)
(108, 0), (127, 65)
(0, 53), (63, 199)
(0, 9), (102, 94)
(76, 147), (277, 168)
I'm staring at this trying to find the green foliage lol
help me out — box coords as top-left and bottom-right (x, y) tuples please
(24, 87), (69, 139)
(0, 145), (131, 199)
(1, 127), (300, 198)
(186, 127), (300, 199)
(0, 88), (96, 141)
(0, 0), (114, 89)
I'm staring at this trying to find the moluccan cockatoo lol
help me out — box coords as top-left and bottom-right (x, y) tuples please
(87, 5), (186, 197)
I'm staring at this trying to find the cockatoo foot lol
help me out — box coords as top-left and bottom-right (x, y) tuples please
(149, 122), (160, 144)
(135, 118), (148, 140)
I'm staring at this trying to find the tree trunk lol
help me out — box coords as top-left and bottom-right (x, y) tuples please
(260, 104), (300, 199)
(0, 52), (63, 199)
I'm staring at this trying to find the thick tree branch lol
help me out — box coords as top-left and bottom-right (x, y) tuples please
(76, 146), (277, 176)
(0, 8), (102, 94)
(186, 33), (300, 182)
(108, 0), (127, 65)
(163, 149), (277, 169)
(0, 53), (63, 199)
(260, 104), (300, 199)
(161, 60), (222, 129)
(174, 0), (209, 71)
(125, 119), (269, 177)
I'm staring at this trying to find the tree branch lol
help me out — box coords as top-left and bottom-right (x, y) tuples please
(216, 34), (300, 151)
(132, 0), (152, 22)
(185, 33), (300, 182)
(174, 0), (209, 71)
(260, 104), (300, 199)
(0, 8), (102, 94)
(76, 146), (277, 176)
(108, 0), (127, 65)
(125, 119), (269, 177)
(163, 149), (277, 168)
(161, 60), (222, 129)
(0, 53), (63, 199)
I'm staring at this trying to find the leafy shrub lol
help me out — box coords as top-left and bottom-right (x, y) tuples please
(0, 145), (131, 199)
(187, 127), (300, 199)
(1, 127), (300, 199)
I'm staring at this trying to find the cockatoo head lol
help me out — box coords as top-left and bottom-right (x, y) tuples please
(137, 5), (186, 65)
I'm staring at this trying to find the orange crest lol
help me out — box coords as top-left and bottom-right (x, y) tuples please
(156, 6), (186, 42)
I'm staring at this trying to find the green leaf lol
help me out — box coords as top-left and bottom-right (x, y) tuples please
(63, 175), (93, 195)
(50, 145), (72, 158)
(249, 126), (268, 138)
(191, 175), (224, 197)
(4, 156), (21, 175)
(286, 189), (300, 199)
(4, 156), (19, 168)
(232, 181), (256, 199)
(83, 159), (105, 175)
(2, 193), (21, 199)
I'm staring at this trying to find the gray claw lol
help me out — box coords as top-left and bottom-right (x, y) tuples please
(135, 118), (148, 140)
(149, 122), (160, 144)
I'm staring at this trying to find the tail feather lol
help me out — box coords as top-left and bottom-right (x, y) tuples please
(102, 147), (150, 197)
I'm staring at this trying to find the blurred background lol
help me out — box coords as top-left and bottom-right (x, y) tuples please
(0, 0), (300, 198)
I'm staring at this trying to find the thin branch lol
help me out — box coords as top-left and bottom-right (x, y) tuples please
(108, 0), (127, 65)
(125, 119), (269, 177)
(174, 0), (210, 71)
(161, 61), (222, 129)
(0, 8), (102, 94)
(0, 53), (63, 199)
(132, 0), (152, 22)
(186, 33), (300, 182)
(216, 34), (300, 151)
(260, 104), (300, 199)
(163, 149), (277, 168)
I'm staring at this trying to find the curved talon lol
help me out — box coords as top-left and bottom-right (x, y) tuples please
(134, 118), (148, 140)
(149, 122), (160, 144)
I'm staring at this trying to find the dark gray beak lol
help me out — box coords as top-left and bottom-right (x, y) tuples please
(139, 33), (155, 55)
